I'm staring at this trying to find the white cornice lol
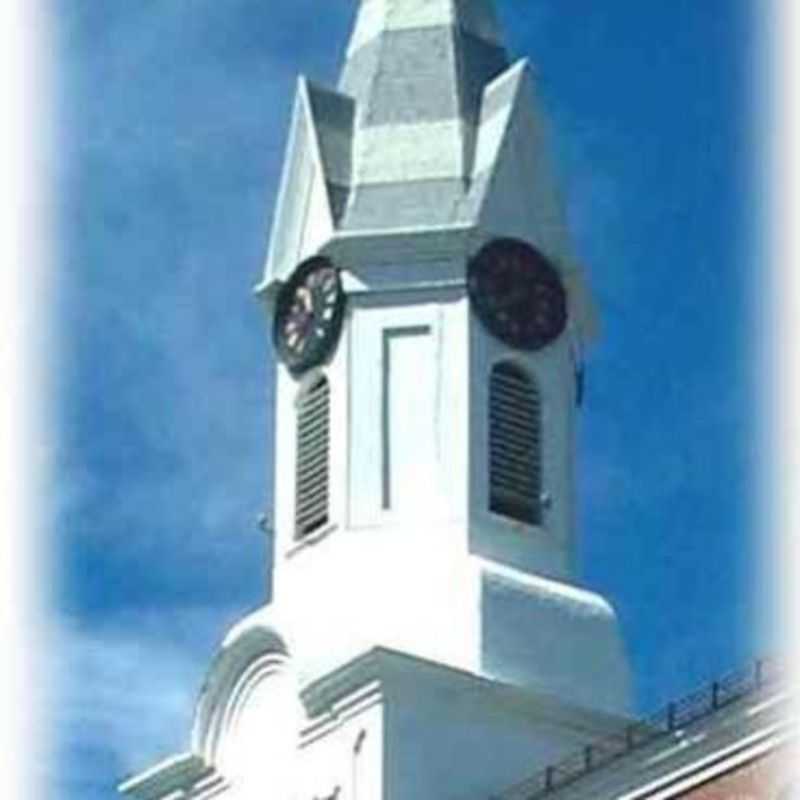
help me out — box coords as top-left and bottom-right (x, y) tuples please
(117, 753), (227, 800)
(300, 647), (633, 740)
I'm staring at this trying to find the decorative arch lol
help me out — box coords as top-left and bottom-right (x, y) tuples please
(488, 360), (542, 525)
(192, 624), (296, 765)
(295, 373), (331, 539)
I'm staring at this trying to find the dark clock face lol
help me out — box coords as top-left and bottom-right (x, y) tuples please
(467, 238), (567, 350)
(273, 256), (346, 376)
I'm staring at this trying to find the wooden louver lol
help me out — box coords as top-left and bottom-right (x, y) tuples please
(489, 362), (542, 525)
(295, 376), (330, 538)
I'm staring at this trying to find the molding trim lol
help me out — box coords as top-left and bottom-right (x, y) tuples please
(191, 623), (291, 761)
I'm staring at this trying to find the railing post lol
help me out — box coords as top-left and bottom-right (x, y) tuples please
(711, 680), (720, 709)
(667, 702), (676, 731)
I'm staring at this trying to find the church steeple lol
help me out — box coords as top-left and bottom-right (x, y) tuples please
(120, 5), (635, 799)
(253, 0), (623, 712)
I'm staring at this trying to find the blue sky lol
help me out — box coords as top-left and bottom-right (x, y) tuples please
(54, 1), (759, 798)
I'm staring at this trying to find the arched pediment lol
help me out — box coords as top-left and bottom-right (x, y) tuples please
(192, 622), (305, 796)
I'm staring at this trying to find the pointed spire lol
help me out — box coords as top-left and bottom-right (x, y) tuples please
(336, 0), (509, 229)
(262, 0), (597, 341)
(343, 0), (504, 60)
(340, 0), (507, 127)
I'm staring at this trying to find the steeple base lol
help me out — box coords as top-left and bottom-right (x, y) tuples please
(264, 537), (631, 718)
(122, 647), (632, 800)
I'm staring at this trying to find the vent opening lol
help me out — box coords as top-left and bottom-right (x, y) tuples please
(489, 362), (542, 525)
(295, 376), (330, 538)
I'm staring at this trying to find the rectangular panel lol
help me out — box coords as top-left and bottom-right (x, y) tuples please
(382, 325), (435, 513)
(347, 302), (446, 528)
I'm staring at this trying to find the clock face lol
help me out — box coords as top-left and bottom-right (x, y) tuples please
(273, 256), (346, 376)
(467, 238), (567, 350)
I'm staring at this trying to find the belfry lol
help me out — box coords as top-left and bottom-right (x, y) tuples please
(119, 1), (634, 798)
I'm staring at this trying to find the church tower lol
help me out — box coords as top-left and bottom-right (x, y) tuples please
(119, 2), (632, 799)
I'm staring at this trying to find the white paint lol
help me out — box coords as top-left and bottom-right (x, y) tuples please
(382, 325), (437, 513)
(298, 681), (385, 800)
(346, 299), (451, 528)
(296, 649), (627, 800)
(354, 121), (466, 184)
(264, 79), (334, 283)
(216, 666), (301, 799)
(346, 0), (501, 57)
(471, 61), (528, 176)
(473, 70), (570, 268)
(300, 155), (336, 261)
(468, 317), (577, 578)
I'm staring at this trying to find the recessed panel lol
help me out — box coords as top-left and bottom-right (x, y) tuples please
(348, 303), (444, 527)
(382, 326), (435, 513)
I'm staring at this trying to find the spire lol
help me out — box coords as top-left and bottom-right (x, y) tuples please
(340, 0), (507, 124)
(337, 0), (509, 228)
(343, 0), (504, 58)
(261, 0), (596, 341)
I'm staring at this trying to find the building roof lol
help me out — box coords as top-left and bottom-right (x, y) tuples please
(492, 658), (790, 800)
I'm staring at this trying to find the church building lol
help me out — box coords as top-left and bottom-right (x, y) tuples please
(118, 1), (792, 797)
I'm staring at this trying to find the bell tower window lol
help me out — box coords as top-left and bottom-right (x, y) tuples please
(489, 361), (542, 525)
(295, 375), (330, 539)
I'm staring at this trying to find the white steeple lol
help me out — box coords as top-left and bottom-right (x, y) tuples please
(254, 0), (621, 696)
(120, 3), (632, 799)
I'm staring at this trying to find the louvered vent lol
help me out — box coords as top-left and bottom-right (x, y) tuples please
(489, 362), (542, 525)
(295, 376), (330, 539)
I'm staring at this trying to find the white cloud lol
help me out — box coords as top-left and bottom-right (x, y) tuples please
(49, 609), (228, 796)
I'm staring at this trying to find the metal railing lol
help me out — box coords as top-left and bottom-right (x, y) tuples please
(492, 657), (783, 800)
